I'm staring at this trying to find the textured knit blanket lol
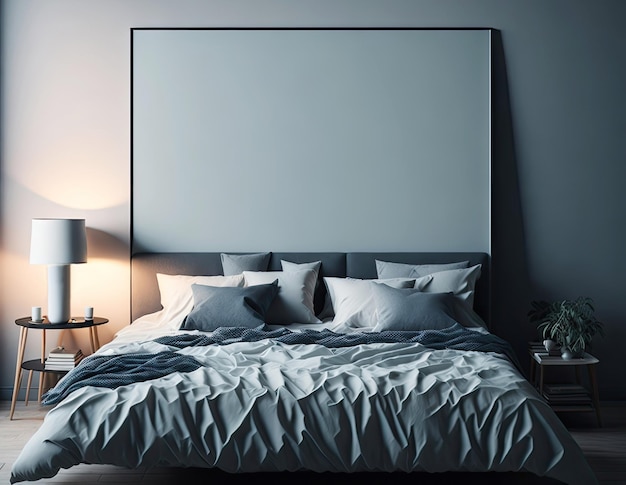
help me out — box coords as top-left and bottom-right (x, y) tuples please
(42, 352), (202, 405)
(43, 323), (516, 406)
(155, 324), (515, 356)
(159, 324), (521, 369)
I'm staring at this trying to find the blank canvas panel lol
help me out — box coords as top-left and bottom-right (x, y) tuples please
(132, 28), (491, 253)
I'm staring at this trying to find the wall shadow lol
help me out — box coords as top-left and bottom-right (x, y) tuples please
(490, 30), (534, 374)
(86, 227), (129, 261)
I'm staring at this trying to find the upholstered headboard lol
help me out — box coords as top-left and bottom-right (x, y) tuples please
(131, 251), (490, 325)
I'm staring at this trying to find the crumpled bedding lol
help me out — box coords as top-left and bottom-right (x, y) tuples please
(43, 323), (519, 406)
(11, 325), (597, 484)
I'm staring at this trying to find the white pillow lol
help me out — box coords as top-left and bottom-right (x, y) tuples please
(243, 270), (321, 324)
(156, 273), (245, 328)
(414, 264), (481, 308)
(323, 277), (425, 329)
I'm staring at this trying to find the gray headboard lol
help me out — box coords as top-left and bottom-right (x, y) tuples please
(131, 251), (490, 325)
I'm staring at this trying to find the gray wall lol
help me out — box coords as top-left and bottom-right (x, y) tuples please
(132, 29), (491, 254)
(1, 0), (625, 401)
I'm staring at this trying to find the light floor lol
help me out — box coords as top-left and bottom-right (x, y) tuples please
(1, 401), (625, 484)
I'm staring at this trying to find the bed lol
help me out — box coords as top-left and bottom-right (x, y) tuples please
(10, 251), (597, 484)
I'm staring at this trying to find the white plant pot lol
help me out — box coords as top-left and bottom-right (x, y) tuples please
(543, 339), (557, 352)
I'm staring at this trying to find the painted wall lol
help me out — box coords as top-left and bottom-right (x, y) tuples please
(132, 29), (491, 253)
(1, 0), (624, 401)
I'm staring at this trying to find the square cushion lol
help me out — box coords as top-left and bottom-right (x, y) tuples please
(280, 259), (321, 280)
(220, 252), (271, 276)
(281, 259), (324, 315)
(414, 264), (482, 308)
(244, 269), (321, 324)
(375, 259), (469, 279)
(180, 281), (278, 331)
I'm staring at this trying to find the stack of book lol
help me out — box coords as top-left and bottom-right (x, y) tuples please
(45, 347), (84, 371)
(528, 341), (561, 357)
(542, 383), (592, 407)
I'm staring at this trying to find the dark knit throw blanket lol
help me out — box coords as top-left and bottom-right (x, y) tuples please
(43, 323), (517, 406)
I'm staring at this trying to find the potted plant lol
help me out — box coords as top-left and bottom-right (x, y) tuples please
(528, 297), (604, 360)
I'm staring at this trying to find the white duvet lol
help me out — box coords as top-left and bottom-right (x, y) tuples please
(11, 320), (597, 484)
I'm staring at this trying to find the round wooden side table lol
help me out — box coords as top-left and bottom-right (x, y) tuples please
(10, 316), (108, 420)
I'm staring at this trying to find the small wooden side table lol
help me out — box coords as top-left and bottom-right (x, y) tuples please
(528, 343), (601, 426)
(10, 316), (108, 420)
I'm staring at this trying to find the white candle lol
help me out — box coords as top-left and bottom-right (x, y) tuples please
(31, 306), (42, 322)
(85, 306), (94, 321)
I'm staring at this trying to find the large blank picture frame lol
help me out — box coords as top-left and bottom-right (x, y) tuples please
(132, 28), (491, 253)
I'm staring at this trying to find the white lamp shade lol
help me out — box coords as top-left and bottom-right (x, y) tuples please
(30, 218), (87, 265)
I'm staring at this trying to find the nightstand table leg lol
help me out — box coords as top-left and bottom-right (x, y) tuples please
(88, 327), (96, 354)
(93, 326), (101, 350)
(539, 365), (545, 395)
(41, 329), (46, 364)
(588, 364), (602, 427)
(25, 370), (34, 406)
(38, 371), (45, 402)
(10, 327), (28, 420)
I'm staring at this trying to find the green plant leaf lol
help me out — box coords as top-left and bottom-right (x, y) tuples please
(528, 296), (604, 351)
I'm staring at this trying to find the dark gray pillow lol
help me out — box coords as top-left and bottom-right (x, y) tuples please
(181, 281), (278, 331)
(220, 252), (271, 276)
(281, 259), (324, 315)
(243, 270), (321, 324)
(371, 283), (458, 331)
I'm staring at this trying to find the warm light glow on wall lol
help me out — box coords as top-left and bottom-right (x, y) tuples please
(72, 257), (129, 323)
(9, 152), (127, 210)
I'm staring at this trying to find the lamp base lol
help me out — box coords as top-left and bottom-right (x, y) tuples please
(47, 265), (71, 324)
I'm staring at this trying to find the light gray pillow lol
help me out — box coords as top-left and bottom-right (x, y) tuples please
(280, 259), (321, 280)
(449, 297), (488, 329)
(220, 252), (270, 276)
(181, 281), (278, 331)
(244, 270), (321, 324)
(375, 260), (470, 279)
(323, 277), (422, 328)
(413, 264), (482, 308)
(372, 284), (458, 331)
(281, 259), (324, 315)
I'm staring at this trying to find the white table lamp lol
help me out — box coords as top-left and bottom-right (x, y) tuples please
(30, 218), (87, 324)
